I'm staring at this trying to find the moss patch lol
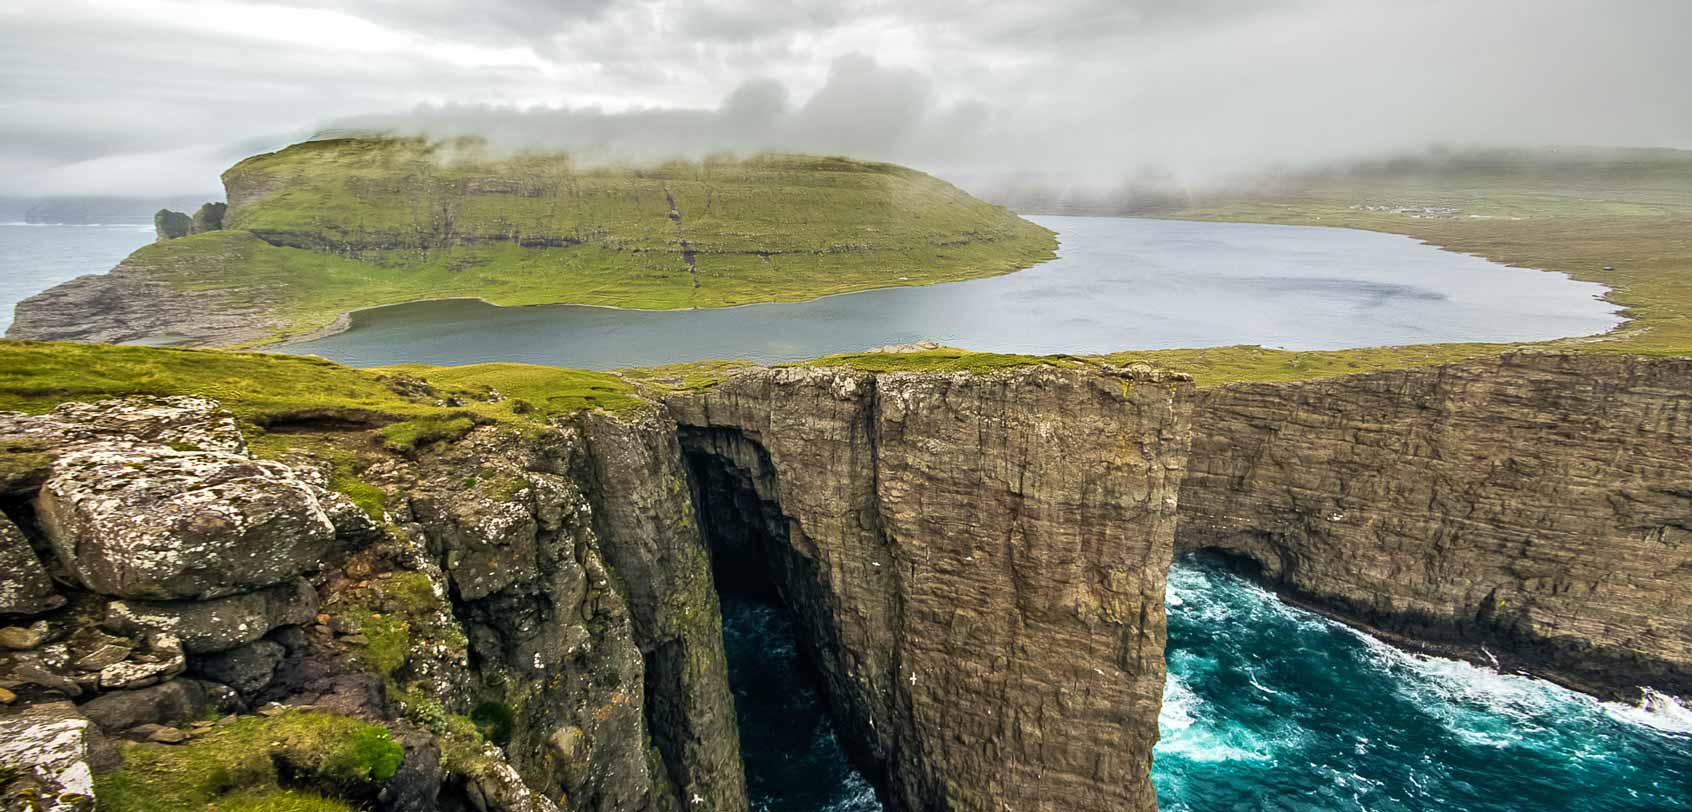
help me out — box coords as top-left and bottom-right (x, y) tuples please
(94, 711), (402, 812)
(0, 341), (646, 429)
(797, 348), (1092, 374)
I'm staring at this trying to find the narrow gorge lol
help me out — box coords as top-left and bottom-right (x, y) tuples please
(2, 349), (1688, 812)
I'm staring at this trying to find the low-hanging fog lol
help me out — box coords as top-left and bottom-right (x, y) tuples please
(3, 0), (1689, 200)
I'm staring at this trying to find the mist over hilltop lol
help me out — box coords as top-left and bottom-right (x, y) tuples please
(3, 0), (1689, 198)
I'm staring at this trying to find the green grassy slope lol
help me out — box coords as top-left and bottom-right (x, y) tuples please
(139, 137), (1052, 342)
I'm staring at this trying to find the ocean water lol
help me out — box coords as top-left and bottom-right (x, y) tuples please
(287, 215), (1620, 369)
(1157, 556), (1692, 812)
(719, 596), (882, 812)
(719, 558), (1691, 811)
(0, 222), (154, 332)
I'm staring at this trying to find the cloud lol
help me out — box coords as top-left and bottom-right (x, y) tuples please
(0, 0), (1688, 196)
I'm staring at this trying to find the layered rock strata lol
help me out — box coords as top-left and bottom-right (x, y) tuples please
(1177, 351), (1692, 698)
(666, 364), (1194, 812)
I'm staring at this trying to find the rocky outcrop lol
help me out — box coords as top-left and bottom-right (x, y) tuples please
(191, 202), (227, 234)
(666, 364), (1194, 812)
(1178, 351), (1692, 698)
(577, 411), (746, 812)
(3, 231), (285, 345)
(153, 209), (191, 242)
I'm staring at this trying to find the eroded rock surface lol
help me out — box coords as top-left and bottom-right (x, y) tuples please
(1179, 351), (1692, 697)
(37, 445), (338, 600)
(0, 514), (62, 617)
(667, 364), (1194, 812)
(0, 702), (95, 812)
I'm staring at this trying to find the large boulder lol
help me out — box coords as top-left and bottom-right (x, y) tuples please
(76, 678), (219, 733)
(36, 444), (337, 600)
(0, 702), (96, 812)
(103, 578), (318, 654)
(193, 640), (284, 696)
(0, 514), (61, 617)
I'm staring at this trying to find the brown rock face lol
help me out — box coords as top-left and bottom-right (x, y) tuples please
(667, 365), (1193, 812)
(1178, 351), (1692, 698)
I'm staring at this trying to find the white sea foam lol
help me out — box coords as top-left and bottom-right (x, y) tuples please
(1602, 688), (1692, 736)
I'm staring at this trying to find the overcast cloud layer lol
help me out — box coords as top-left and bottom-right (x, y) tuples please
(2, 0), (1688, 197)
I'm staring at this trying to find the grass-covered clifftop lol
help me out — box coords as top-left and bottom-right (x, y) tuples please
(6, 138), (1054, 347)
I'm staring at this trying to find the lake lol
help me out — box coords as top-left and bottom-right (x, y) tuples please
(285, 215), (1620, 369)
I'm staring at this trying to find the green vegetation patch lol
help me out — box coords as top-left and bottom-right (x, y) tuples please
(797, 348), (1092, 374)
(95, 711), (402, 812)
(0, 341), (646, 426)
(334, 570), (464, 680)
(376, 362), (644, 417)
(124, 137), (1059, 345)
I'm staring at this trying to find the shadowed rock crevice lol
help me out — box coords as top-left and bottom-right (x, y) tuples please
(665, 364), (1193, 812)
(680, 426), (890, 808)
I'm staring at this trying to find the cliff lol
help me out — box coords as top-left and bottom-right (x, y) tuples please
(7, 138), (1056, 347)
(666, 364), (1193, 812)
(1177, 350), (1692, 699)
(0, 356), (1192, 812)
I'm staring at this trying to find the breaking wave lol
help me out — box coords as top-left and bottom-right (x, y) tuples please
(1155, 555), (1692, 812)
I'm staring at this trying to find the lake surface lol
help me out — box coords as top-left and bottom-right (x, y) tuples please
(0, 222), (154, 332)
(287, 215), (1620, 368)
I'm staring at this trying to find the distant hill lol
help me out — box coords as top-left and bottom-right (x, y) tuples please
(7, 137), (1055, 347)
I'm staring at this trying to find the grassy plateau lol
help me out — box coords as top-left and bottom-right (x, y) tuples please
(122, 137), (1056, 344)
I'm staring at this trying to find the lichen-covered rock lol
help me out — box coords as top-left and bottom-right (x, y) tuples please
(193, 639), (284, 695)
(37, 443), (337, 600)
(104, 578), (318, 654)
(411, 488), (540, 602)
(35, 397), (248, 455)
(0, 514), (62, 617)
(96, 633), (184, 690)
(0, 702), (95, 812)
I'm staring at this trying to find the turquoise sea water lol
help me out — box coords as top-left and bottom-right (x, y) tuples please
(1157, 557), (1692, 812)
(719, 557), (1691, 811)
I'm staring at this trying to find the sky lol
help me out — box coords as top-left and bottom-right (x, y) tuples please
(1, 0), (1689, 197)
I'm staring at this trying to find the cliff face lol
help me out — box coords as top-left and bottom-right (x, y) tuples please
(1177, 351), (1692, 698)
(666, 365), (1194, 812)
(4, 231), (284, 346)
(1, 362), (1190, 812)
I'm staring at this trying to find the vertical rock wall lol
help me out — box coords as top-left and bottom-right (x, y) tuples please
(576, 410), (747, 812)
(1178, 351), (1692, 697)
(667, 365), (1194, 812)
